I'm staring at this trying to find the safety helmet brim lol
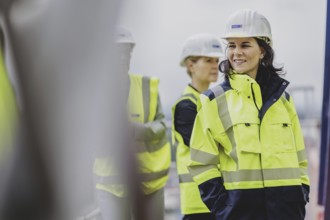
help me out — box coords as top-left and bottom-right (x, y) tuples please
(222, 9), (272, 46)
(180, 52), (224, 67)
(180, 33), (224, 67)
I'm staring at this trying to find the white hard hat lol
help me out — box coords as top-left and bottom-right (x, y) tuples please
(180, 33), (224, 67)
(115, 27), (135, 46)
(222, 9), (272, 46)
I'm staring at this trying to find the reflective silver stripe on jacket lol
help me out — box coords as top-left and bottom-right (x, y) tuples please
(222, 167), (301, 183)
(94, 175), (123, 184)
(178, 173), (194, 183)
(140, 168), (169, 182)
(95, 168), (169, 184)
(188, 164), (219, 178)
(190, 148), (219, 165)
(142, 76), (150, 123)
(297, 149), (307, 162)
(214, 87), (239, 166)
(136, 135), (168, 153)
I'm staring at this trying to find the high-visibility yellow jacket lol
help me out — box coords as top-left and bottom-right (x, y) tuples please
(189, 73), (309, 218)
(172, 85), (210, 215)
(0, 42), (18, 162)
(94, 74), (171, 197)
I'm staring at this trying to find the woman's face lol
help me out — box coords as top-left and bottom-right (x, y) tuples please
(226, 37), (264, 79)
(189, 57), (219, 83)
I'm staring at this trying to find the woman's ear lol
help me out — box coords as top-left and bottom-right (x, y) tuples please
(260, 48), (266, 59)
(186, 59), (194, 73)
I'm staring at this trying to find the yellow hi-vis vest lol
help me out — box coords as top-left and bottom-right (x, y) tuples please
(189, 74), (310, 190)
(0, 43), (18, 162)
(172, 85), (210, 214)
(94, 74), (171, 196)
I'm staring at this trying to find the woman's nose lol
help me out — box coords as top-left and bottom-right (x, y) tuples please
(234, 47), (242, 55)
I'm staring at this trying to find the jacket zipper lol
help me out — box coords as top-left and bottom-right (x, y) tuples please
(251, 83), (265, 186)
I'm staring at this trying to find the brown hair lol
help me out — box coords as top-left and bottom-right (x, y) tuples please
(219, 38), (284, 80)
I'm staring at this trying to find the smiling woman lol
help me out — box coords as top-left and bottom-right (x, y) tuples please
(226, 38), (264, 79)
(188, 9), (310, 220)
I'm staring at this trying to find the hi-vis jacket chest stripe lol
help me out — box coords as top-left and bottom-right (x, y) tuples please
(95, 168), (169, 184)
(148, 77), (159, 122)
(210, 84), (225, 97)
(214, 86), (239, 166)
(142, 76), (150, 123)
(172, 140), (178, 148)
(136, 136), (169, 153)
(216, 94), (232, 131)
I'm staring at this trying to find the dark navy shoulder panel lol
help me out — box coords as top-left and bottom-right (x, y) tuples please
(203, 89), (215, 101)
(220, 80), (231, 92)
(203, 80), (231, 101)
(284, 91), (290, 101)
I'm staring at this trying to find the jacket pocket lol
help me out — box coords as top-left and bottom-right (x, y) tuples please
(219, 111), (261, 154)
(267, 121), (295, 153)
(235, 122), (261, 153)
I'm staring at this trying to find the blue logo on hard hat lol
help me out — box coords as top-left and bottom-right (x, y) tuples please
(212, 44), (220, 48)
(231, 24), (242, 29)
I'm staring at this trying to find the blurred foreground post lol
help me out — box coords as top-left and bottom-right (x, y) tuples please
(0, 1), (147, 219)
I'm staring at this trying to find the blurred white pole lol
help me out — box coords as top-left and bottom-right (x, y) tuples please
(0, 0), (127, 219)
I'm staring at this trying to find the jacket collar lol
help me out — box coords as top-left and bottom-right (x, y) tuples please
(227, 71), (289, 100)
(228, 72), (258, 94)
(184, 84), (200, 95)
(228, 73), (263, 110)
(226, 70), (290, 120)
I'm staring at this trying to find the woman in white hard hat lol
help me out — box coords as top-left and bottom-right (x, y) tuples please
(188, 9), (310, 220)
(172, 33), (223, 220)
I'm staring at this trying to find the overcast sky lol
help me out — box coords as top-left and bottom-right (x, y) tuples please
(117, 0), (327, 119)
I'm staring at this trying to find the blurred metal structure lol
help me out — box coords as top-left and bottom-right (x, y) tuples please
(287, 86), (315, 119)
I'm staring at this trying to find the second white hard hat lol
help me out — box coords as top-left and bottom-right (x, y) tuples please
(180, 33), (224, 67)
(115, 26), (135, 46)
(222, 9), (272, 46)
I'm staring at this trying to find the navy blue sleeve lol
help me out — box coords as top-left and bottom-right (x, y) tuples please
(174, 99), (197, 147)
(302, 184), (310, 203)
(198, 177), (227, 213)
